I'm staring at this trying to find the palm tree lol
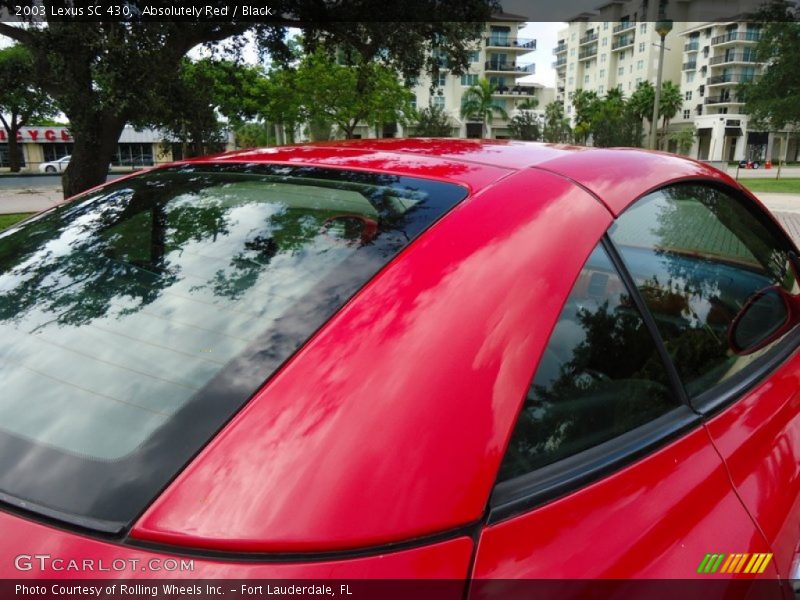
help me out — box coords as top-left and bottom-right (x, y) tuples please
(516, 96), (539, 111)
(460, 78), (508, 138)
(658, 81), (683, 150)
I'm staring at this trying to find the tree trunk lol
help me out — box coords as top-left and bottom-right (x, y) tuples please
(7, 126), (22, 173)
(62, 115), (125, 199)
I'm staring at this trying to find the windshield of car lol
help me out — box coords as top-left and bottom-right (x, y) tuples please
(0, 163), (467, 532)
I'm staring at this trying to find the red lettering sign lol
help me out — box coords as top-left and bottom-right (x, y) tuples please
(28, 130), (38, 141)
(44, 130), (55, 141)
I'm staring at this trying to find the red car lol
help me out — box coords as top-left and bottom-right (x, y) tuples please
(0, 140), (799, 592)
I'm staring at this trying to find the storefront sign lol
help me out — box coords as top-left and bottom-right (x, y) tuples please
(0, 128), (72, 143)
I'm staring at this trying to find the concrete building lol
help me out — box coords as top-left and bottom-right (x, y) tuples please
(553, 4), (683, 123)
(675, 22), (799, 163)
(404, 13), (554, 139)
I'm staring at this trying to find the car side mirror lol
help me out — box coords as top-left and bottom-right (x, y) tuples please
(729, 286), (799, 355)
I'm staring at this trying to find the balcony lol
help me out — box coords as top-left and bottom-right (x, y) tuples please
(612, 35), (635, 51)
(705, 95), (742, 105)
(578, 46), (598, 60)
(684, 41), (699, 52)
(485, 37), (537, 51)
(552, 57), (567, 68)
(682, 61), (697, 70)
(579, 32), (598, 45)
(553, 43), (567, 54)
(711, 31), (761, 45)
(707, 72), (756, 85)
(613, 21), (635, 34)
(485, 60), (535, 74)
(492, 85), (537, 97)
(709, 53), (759, 66)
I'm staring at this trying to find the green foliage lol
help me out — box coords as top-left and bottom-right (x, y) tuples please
(508, 111), (541, 141)
(0, 213), (34, 230)
(0, 44), (57, 171)
(658, 81), (683, 149)
(0, 3), (495, 195)
(670, 128), (696, 156)
(739, 4), (800, 131)
(542, 102), (571, 143)
(234, 122), (275, 148)
(460, 78), (508, 137)
(571, 89), (600, 145)
(289, 49), (416, 139)
(410, 105), (454, 137)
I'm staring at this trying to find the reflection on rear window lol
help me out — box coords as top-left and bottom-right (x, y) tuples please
(0, 164), (466, 531)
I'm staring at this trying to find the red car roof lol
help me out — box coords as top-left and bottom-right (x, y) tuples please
(132, 141), (740, 553)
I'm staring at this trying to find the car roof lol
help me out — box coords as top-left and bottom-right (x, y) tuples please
(187, 139), (736, 215)
(132, 141), (740, 554)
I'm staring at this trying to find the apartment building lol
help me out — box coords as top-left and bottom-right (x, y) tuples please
(674, 22), (798, 163)
(554, 2), (682, 122)
(404, 13), (554, 139)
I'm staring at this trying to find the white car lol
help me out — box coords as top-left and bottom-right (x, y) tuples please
(39, 155), (70, 173)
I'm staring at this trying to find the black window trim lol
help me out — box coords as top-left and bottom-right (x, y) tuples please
(489, 178), (800, 523)
(488, 236), (701, 523)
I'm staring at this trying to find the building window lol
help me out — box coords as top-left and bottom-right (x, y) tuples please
(0, 144), (26, 168)
(639, 42), (645, 52)
(42, 143), (73, 163)
(570, 48), (575, 56)
(599, 69), (606, 78)
(640, 23), (647, 34)
(601, 53), (607, 63)
(111, 143), (154, 167)
(569, 63), (575, 72)
(604, 21), (609, 29)
(584, 74), (590, 84)
(618, 66), (624, 75)
(460, 73), (478, 86)
(685, 90), (692, 100)
(686, 72), (695, 83)
(602, 38), (608, 46)
(467, 51), (479, 62)
(637, 60), (644, 69)
(568, 76), (574, 85)
(436, 73), (447, 87)
(683, 109), (690, 119)
(433, 95), (445, 108)
(599, 85), (605, 93)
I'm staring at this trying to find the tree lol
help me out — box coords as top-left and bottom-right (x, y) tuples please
(290, 50), (415, 139)
(739, 3), (800, 132)
(508, 111), (541, 141)
(234, 122), (275, 148)
(460, 78), (508, 138)
(0, 2), (495, 197)
(410, 105), (454, 137)
(658, 81), (683, 150)
(0, 44), (57, 172)
(570, 89), (600, 145)
(628, 81), (655, 147)
(670, 128), (697, 156)
(590, 89), (640, 147)
(542, 101), (571, 143)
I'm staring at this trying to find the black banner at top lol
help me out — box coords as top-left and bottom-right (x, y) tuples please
(0, 0), (795, 23)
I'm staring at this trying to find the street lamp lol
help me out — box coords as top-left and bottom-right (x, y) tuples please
(649, 17), (673, 150)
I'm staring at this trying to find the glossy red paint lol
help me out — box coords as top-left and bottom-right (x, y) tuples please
(0, 511), (473, 579)
(131, 168), (613, 552)
(3, 140), (799, 580)
(704, 349), (800, 579)
(472, 424), (776, 580)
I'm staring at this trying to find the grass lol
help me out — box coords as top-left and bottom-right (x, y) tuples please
(737, 178), (800, 194)
(0, 212), (35, 230)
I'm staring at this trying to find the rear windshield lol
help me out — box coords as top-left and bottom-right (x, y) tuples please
(0, 163), (467, 532)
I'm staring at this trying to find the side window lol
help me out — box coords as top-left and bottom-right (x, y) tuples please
(609, 183), (799, 399)
(497, 244), (681, 482)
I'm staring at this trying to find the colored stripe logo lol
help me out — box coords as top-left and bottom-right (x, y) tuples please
(697, 553), (772, 574)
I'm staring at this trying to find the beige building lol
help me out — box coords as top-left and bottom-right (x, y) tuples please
(554, 4), (682, 124)
(675, 22), (798, 163)
(404, 13), (554, 139)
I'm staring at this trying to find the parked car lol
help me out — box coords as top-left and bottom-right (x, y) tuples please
(739, 159), (762, 169)
(1, 140), (799, 588)
(38, 154), (70, 173)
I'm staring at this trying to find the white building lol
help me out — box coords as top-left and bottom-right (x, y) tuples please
(675, 22), (799, 163)
(404, 13), (554, 139)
